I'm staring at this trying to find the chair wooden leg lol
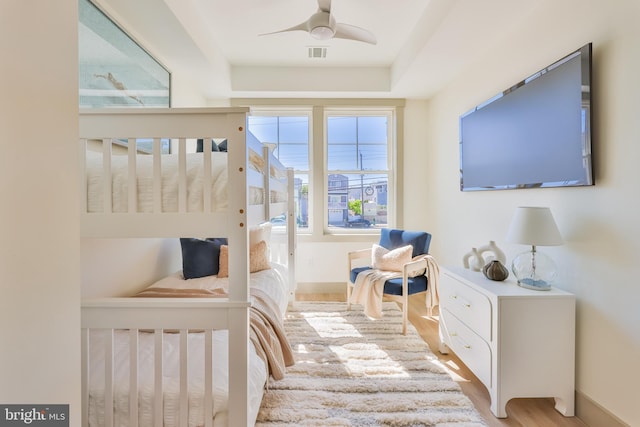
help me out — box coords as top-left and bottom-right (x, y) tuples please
(346, 281), (352, 310)
(402, 294), (408, 335)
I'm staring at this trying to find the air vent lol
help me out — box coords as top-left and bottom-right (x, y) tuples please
(308, 47), (327, 59)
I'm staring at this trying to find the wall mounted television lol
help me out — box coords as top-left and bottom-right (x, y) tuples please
(459, 43), (593, 191)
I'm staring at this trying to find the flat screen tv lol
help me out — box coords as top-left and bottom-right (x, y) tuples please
(459, 43), (593, 191)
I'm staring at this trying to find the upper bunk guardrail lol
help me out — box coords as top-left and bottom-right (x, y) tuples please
(79, 108), (254, 238)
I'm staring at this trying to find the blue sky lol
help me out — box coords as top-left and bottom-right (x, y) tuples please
(248, 115), (388, 172)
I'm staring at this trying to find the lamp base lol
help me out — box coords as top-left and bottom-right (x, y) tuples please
(511, 249), (557, 291)
(517, 278), (551, 291)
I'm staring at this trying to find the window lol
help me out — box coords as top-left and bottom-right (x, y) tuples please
(248, 112), (311, 230)
(240, 100), (402, 238)
(326, 111), (392, 231)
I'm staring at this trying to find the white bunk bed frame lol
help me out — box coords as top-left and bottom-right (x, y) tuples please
(79, 108), (296, 427)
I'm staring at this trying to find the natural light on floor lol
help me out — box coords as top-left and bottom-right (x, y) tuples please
(302, 311), (363, 338)
(302, 312), (414, 378)
(419, 313), (470, 383)
(294, 344), (309, 354)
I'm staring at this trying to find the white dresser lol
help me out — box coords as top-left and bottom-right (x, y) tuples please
(438, 266), (575, 418)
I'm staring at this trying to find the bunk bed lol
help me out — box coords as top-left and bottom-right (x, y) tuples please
(79, 108), (297, 427)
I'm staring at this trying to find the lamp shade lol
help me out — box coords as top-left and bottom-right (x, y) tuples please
(505, 207), (563, 246)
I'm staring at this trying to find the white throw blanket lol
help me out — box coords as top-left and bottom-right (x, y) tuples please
(349, 255), (440, 319)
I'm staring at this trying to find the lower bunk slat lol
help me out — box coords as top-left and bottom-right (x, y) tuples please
(129, 330), (139, 427)
(153, 330), (163, 427)
(104, 330), (114, 427)
(179, 330), (188, 427)
(204, 331), (213, 427)
(81, 299), (251, 427)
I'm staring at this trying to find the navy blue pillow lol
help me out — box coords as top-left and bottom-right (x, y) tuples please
(196, 139), (220, 152)
(180, 237), (228, 279)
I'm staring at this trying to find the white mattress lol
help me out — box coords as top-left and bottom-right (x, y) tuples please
(86, 151), (229, 213)
(88, 264), (289, 427)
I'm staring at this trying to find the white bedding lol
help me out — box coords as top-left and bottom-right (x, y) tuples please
(147, 263), (289, 316)
(86, 151), (229, 213)
(87, 264), (289, 427)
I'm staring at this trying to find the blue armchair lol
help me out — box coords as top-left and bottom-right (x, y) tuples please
(347, 228), (436, 335)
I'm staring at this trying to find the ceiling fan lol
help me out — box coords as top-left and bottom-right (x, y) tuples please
(260, 0), (377, 45)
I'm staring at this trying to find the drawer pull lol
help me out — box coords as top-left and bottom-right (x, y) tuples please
(459, 296), (472, 309)
(453, 334), (472, 350)
(450, 294), (472, 309)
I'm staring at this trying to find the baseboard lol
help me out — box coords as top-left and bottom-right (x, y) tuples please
(576, 391), (629, 427)
(295, 282), (346, 295)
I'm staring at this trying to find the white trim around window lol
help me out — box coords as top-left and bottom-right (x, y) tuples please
(231, 98), (405, 242)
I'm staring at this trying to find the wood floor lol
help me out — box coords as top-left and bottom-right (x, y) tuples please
(296, 292), (587, 427)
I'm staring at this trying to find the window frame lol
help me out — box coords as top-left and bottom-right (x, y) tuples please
(247, 108), (313, 232)
(323, 108), (396, 235)
(233, 98), (405, 242)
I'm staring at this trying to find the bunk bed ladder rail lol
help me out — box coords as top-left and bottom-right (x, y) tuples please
(260, 145), (297, 300)
(286, 168), (297, 300)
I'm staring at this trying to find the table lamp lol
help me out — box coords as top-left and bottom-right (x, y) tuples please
(505, 206), (563, 290)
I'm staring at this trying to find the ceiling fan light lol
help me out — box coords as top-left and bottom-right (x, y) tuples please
(310, 25), (334, 40)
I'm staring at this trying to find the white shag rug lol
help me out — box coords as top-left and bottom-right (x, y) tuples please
(255, 301), (487, 427)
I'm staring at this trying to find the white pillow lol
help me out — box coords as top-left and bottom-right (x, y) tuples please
(250, 222), (272, 246)
(371, 244), (412, 272)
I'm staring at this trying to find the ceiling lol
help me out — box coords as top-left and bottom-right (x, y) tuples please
(95, 0), (543, 100)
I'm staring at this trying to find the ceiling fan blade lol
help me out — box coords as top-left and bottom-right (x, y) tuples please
(259, 21), (310, 37)
(317, 0), (332, 13)
(334, 23), (377, 44)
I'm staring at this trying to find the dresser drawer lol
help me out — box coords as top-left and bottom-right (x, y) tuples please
(441, 308), (492, 389)
(440, 272), (492, 342)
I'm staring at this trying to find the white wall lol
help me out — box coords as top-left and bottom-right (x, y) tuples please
(81, 238), (181, 298)
(170, 74), (208, 107)
(0, 0), (81, 419)
(419, 0), (640, 424)
(403, 100), (432, 230)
